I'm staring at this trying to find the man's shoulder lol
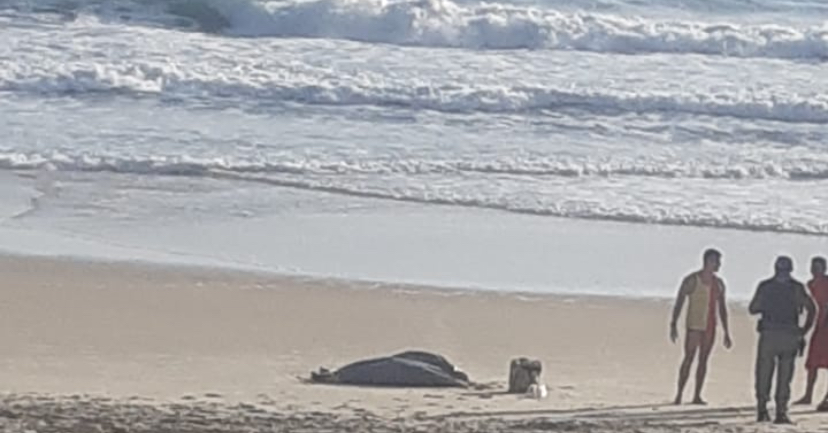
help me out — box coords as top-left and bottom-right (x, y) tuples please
(758, 277), (774, 287)
(757, 277), (806, 291)
(756, 278), (776, 291)
(679, 271), (700, 289)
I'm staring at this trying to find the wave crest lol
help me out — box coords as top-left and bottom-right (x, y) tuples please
(6, 0), (828, 60)
(4, 63), (827, 123)
(3, 151), (828, 235)
(4, 150), (828, 180)
(176, 0), (828, 60)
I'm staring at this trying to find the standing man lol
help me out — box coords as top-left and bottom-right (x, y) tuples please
(670, 248), (733, 405)
(749, 256), (816, 424)
(794, 257), (828, 407)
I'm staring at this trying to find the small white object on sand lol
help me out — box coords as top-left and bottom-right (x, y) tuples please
(527, 384), (548, 400)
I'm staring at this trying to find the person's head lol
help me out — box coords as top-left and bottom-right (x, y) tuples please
(774, 256), (794, 279)
(702, 248), (722, 273)
(812, 257), (827, 278)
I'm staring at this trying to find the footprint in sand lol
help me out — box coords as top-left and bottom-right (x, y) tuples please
(203, 393), (223, 399)
(353, 407), (373, 416)
(256, 395), (276, 405)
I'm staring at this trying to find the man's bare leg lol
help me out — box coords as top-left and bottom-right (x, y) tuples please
(692, 334), (715, 405)
(794, 369), (817, 405)
(676, 331), (702, 405)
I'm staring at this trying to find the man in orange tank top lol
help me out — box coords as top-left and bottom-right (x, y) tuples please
(670, 248), (733, 405)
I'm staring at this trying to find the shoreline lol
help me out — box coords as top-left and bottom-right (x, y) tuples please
(0, 250), (763, 311)
(4, 169), (828, 302)
(0, 251), (686, 305)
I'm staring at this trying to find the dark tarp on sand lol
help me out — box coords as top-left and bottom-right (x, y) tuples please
(310, 351), (470, 388)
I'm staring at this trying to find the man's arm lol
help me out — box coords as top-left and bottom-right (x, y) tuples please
(749, 283), (765, 315)
(799, 284), (817, 335)
(670, 276), (692, 342)
(718, 280), (732, 348)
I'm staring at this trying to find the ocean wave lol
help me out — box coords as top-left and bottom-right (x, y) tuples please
(206, 170), (828, 237)
(3, 151), (828, 180)
(3, 64), (827, 123)
(6, 0), (828, 60)
(3, 152), (828, 235)
(210, 0), (828, 60)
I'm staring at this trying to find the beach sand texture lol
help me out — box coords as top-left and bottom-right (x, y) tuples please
(2, 255), (824, 431)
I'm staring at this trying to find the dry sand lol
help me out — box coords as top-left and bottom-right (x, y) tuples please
(0, 255), (824, 431)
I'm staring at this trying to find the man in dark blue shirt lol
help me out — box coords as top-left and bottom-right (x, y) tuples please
(749, 256), (816, 424)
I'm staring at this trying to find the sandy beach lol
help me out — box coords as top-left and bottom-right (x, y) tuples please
(2, 254), (825, 432)
(4, 0), (827, 429)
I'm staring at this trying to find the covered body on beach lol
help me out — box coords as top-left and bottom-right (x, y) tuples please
(310, 351), (471, 388)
